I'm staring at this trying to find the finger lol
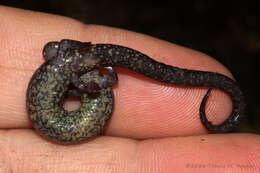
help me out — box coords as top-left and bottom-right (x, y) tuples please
(0, 129), (259, 172)
(0, 6), (233, 138)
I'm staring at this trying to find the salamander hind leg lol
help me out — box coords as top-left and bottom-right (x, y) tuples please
(71, 67), (118, 96)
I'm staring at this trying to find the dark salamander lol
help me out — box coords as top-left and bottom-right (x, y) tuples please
(26, 39), (245, 144)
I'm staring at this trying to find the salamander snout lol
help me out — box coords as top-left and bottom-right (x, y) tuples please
(42, 41), (60, 61)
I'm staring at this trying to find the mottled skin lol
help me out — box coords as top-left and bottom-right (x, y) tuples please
(27, 40), (115, 144)
(27, 39), (245, 144)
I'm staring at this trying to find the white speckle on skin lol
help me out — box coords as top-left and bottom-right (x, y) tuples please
(108, 49), (113, 56)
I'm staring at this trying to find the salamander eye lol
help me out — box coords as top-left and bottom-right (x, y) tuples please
(42, 41), (60, 61)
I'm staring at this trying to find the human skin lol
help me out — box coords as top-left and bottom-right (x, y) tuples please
(0, 5), (259, 173)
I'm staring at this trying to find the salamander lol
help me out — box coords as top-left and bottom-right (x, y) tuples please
(26, 39), (245, 144)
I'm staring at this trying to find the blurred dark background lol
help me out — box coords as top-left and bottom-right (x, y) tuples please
(1, 0), (259, 133)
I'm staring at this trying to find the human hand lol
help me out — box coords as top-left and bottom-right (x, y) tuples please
(0, 6), (259, 173)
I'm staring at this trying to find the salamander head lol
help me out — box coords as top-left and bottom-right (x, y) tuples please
(43, 39), (100, 73)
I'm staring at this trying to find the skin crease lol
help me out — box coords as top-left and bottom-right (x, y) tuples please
(0, 5), (259, 173)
